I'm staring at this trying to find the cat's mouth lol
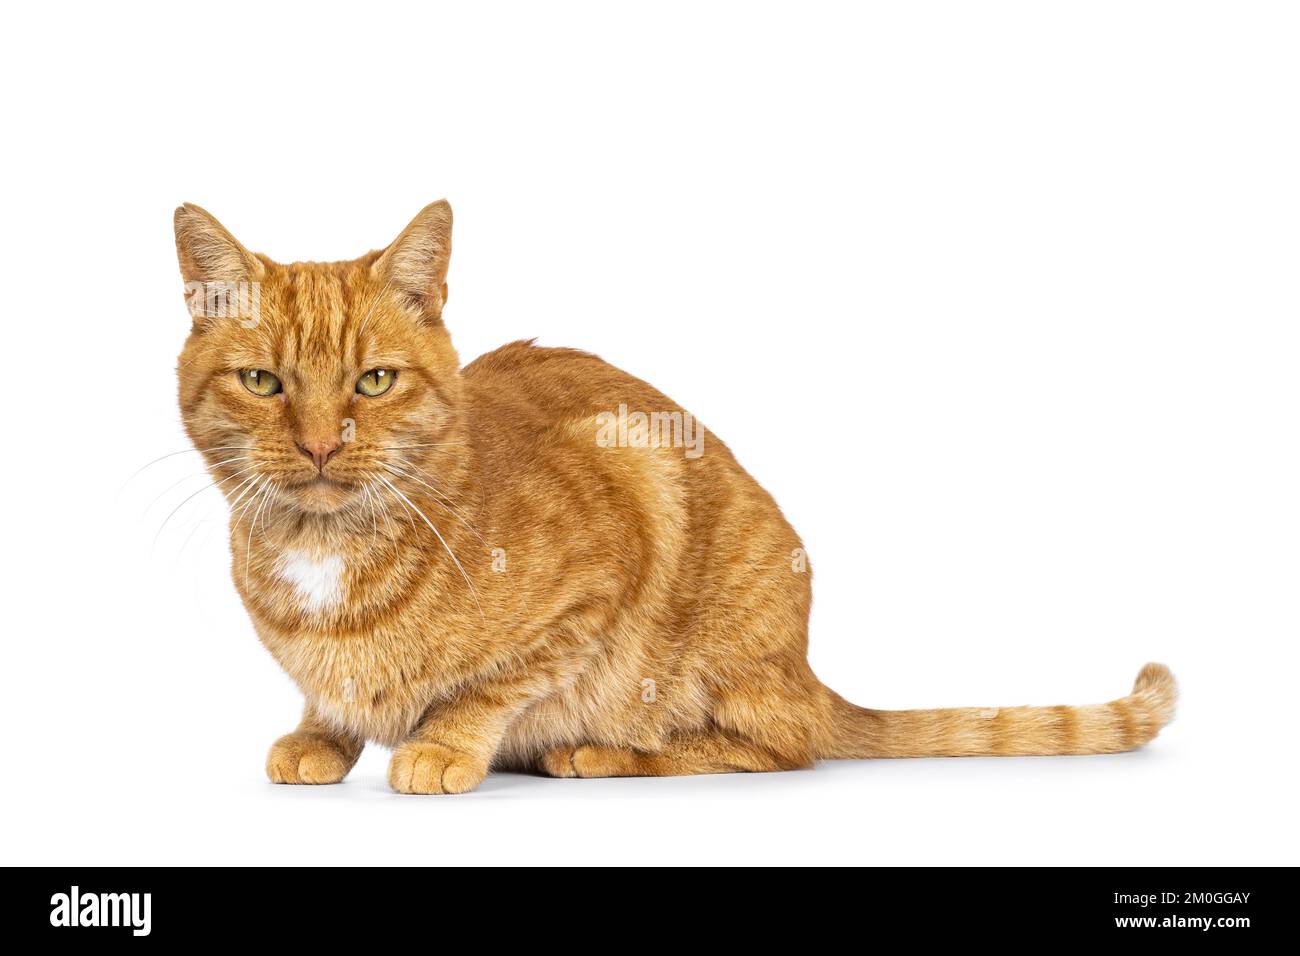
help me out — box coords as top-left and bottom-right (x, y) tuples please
(293, 475), (348, 488)
(286, 475), (356, 513)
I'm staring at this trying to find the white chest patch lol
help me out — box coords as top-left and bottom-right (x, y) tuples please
(277, 550), (346, 612)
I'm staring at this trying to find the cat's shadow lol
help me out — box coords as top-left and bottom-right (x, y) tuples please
(261, 766), (822, 801)
(261, 749), (1162, 802)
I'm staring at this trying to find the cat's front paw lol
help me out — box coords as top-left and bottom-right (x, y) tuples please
(266, 732), (358, 785)
(388, 741), (487, 794)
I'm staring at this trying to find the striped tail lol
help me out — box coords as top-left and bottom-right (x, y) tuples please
(820, 663), (1177, 759)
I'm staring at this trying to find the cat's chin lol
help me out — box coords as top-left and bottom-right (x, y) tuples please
(288, 478), (357, 515)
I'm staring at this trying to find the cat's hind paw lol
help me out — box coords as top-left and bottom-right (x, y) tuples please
(538, 746), (580, 777)
(538, 745), (642, 778)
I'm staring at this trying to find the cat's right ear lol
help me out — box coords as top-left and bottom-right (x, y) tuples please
(173, 204), (265, 323)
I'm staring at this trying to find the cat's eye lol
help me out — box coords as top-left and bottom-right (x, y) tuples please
(357, 368), (397, 397)
(239, 369), (282, 397)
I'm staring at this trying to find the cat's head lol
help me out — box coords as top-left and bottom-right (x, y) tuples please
(174, 202), (465, 517)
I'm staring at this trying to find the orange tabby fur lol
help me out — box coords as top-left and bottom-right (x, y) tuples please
(174, 201), (1177, 793)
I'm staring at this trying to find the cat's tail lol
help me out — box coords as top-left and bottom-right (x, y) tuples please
(819, 663), (1177, 759)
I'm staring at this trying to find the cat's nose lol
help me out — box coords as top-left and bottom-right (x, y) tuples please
(297, 437), (340, 472)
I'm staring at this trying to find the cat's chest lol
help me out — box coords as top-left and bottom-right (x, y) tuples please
(302, 653), (423, 746)
(274, 549), (347, 613)
(258, 549), (429, 745)
(272, 629), (428, 745)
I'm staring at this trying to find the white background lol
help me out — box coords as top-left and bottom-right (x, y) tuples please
(1, 2), (1296, 866)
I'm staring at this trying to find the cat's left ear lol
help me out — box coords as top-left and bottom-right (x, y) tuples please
(372, 200), (453, 323)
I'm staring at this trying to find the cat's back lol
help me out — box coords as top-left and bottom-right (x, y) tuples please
(463, 339), (680, 424)
(461, 339), (793, 548)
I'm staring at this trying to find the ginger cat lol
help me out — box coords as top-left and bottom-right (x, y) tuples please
(173, 200), (1177, 794)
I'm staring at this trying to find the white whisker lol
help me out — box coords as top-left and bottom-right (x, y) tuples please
(369, 480), (400, 543)
(152, 471), (258, 553)
(244, 480), (277, 590)
(226, 474), (264, 512)
(382, 442), (467, 449)
(118, 445), (254, 499)
(140, 457), (254, 517)
(359, 481), (379, 546)
(377, 475), (483, 618)
(383, 463), (489, 550)
(176, 510), (215, 561)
